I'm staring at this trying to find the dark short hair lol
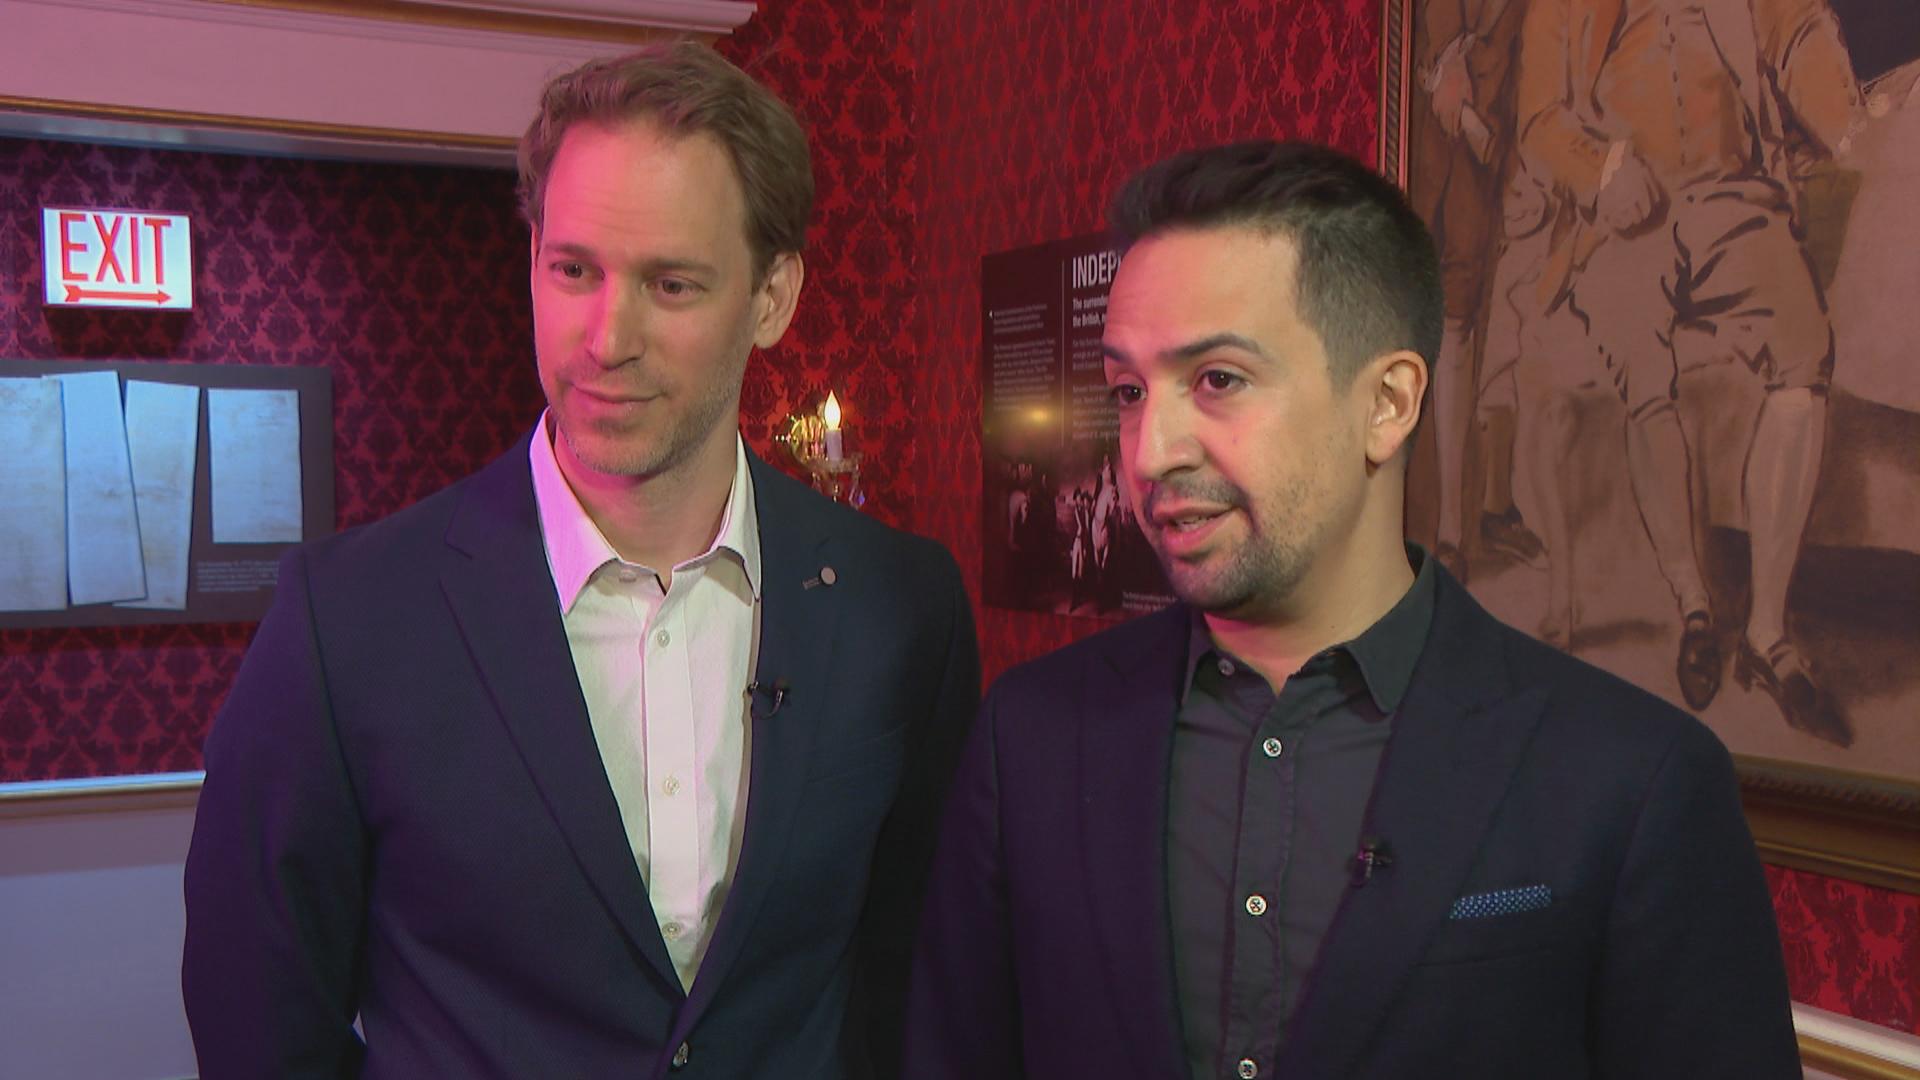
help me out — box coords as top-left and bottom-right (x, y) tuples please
(1109, 140), (1442, 385)
(517, 41), (813, 280)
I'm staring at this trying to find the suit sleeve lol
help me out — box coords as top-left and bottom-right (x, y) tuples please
(902, 678), (1026, 1079)
(1592, 725), (1801, 1079)
(182, 547), (369, 1079)
(846, 547), (982, 1080)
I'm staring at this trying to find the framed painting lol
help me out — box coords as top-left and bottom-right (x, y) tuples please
(1380, 0), (1919, 893)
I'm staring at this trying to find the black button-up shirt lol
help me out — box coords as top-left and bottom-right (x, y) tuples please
(1167, 548), (1436, 1080)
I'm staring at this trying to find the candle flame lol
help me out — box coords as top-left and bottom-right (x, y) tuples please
(823, 391), (843, 431)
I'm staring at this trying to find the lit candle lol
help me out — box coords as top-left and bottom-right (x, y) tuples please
(822, 391), (845, 462)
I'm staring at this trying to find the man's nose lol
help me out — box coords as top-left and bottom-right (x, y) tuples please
(587, 285), (647, 367)
(1126, 392), (1202, 483)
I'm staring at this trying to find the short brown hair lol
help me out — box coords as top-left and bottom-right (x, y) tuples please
(1109, 140), (1442, 386)
(517, 40), (814, 279)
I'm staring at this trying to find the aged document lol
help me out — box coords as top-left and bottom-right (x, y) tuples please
(0, 378), (68, 611)
(207, 388), (302, 544)
(54, 371), (147, 605)
(117, 381), (202, 610)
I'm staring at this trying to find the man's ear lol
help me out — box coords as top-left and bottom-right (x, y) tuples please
(1363, 349), (1428, 466)
(753, 252), (805, 349)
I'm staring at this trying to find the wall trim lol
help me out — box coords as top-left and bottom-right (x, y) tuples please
(41, 0), (750, 46)
(1798, 1004), (1920, 1079)
(0, 773), (203, 819)
(1741, 757), (1920, 895)
(0, 93), (519, 167)
(0, 0), (757, 160)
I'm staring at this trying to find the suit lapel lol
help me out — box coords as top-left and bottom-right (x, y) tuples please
(1080, 606), (1192, 1078)
(677, 454), (838, 1022)
(1278, 572), (1549, 1079)
(437, 436), (681, 992)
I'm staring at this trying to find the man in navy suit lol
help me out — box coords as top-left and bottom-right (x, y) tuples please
(184, 42), (978, 1079)
(905, 141), (1797, 1079)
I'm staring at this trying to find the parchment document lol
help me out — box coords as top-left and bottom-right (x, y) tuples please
(117, 381), (201, 610)
(0, 378), (68, 611)
(207, 388), (302, 544)
(54, 371), (147, 605)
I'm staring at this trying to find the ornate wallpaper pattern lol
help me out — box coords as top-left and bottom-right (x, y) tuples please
(1769, 865), (1917, 1031)
(718, 0), (920, 528)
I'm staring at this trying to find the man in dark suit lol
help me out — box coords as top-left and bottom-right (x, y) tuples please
(183, 43), (978, 1080)
(905, 141), (1796, 1079)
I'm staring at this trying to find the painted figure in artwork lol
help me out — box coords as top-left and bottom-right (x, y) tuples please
(1412, 0), (1547, 580)
(1503, 0), (1862, 745)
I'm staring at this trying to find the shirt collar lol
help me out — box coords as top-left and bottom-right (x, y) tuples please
(529, 410), (762, 614)
(1180, 543), (1437, 713)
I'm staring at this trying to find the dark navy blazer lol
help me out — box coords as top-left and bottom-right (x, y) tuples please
(184, 435), (979, 1080)
(906, 568), (1798, 1079)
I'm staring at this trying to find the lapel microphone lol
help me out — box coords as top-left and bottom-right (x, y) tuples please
(1349, 836), (1393, 887)
(746, 679), (789, 721)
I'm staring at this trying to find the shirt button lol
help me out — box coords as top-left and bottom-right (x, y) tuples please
(1245, 894), (1268, 916)
(1262, 737), (1283, 758)
(654, 628), (671, 647)
(662, 776), (681, 796)
(1238, 1058), (1258, 1079)
(671, 1041), (690, 1068)
(1216, 657), (1235, 677)
(662, 921), (683, 939)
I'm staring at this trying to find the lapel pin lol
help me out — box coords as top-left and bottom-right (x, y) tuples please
(804, 566), (838, 589)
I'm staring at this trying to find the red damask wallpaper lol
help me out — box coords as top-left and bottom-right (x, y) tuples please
(1770, 865), (1918, 1031)
(718, 0), (919, 528)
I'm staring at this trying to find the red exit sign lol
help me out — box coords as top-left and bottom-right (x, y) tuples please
(42, 208), (194, 310)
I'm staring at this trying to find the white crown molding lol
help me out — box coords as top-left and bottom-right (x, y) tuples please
(0, 0), (758, 164)
(58, 0), (758, 42)
(403, 0), (757, 33)
(30, 0), (632, 59)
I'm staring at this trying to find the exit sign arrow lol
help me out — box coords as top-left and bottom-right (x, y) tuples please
(64, 284), (173, 306)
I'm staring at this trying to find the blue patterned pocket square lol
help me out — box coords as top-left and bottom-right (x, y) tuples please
(1449, 884), (1553, 919)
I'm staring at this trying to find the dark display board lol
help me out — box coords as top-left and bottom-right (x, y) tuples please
(979, 234), (1171, 619)
(0, 357), (332, 629)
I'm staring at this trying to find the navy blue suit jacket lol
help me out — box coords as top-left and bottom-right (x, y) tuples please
(906, 568), (1798, 1078)
(184, 434), (979, 1080)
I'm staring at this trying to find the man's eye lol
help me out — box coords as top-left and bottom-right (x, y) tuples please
(1199, 370), (1243, 392)
(654, 278), (699, 298)
(553, 262), (588, 280)
(1108, 384), (1143, 406)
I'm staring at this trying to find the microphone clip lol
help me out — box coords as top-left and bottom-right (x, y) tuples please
(746, 678), (789, 720)
(1349, 836), (1393, 887)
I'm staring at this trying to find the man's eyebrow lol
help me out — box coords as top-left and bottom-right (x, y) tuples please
(1101, 332), (1270, 367)
(536, 241), (719, 277)
(1166, 332), (1270, 363)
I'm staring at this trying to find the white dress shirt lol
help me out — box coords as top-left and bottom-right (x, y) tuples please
(530, 413), (761, 992)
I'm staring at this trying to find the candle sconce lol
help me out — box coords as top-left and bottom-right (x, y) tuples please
(775, 391), (865, 508)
